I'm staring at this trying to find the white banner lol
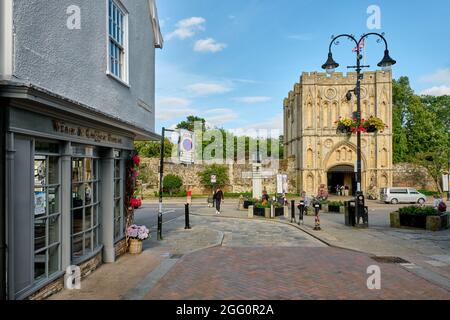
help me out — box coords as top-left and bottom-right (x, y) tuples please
(178, 129), (195, 164)
(277, 174), (288, 194)
(443, 174), (449, 192)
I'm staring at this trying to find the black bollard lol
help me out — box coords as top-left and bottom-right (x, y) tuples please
(313, 203), (321, 230)
(185, 203), (191, 229)
(290, 200), (296, 223)
(298, 201), (304, 225)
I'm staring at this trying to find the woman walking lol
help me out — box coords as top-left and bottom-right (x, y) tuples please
(213, 187), (224, 214)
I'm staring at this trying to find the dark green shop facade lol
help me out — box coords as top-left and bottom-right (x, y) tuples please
(1, 85), (158, 300)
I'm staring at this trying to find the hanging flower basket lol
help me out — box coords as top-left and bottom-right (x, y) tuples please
(362, 116), (387, 133)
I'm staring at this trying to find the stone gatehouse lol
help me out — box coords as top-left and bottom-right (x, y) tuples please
(283, 70), (393, 195)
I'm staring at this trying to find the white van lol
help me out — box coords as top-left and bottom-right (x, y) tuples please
(379, 188), (427, 204)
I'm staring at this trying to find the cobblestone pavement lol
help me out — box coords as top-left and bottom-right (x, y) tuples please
(144, 246), (450, 300)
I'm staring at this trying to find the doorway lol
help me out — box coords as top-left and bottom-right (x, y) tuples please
(327, 165), (356, 196)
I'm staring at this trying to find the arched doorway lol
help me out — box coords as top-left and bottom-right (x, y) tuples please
(327, 165), (356, 196)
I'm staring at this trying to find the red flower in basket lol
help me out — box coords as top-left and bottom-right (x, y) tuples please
(132, 155), (141, 166)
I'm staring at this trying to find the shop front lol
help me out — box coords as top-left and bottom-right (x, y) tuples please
(3, 90), (155, 300)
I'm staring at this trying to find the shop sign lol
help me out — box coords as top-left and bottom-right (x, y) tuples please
(52, 120), (123, 144)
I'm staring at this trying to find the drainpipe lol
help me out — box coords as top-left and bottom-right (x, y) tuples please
(0, 100), (8, 300)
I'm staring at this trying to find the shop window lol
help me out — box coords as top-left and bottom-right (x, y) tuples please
(33, 143), (61, 282)
(114, 151), (124, 240)
(71, 152), (100, 262)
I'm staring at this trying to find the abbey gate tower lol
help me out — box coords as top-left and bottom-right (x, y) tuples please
(283, 70), (393, 196)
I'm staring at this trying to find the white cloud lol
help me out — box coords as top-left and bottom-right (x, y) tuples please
(420, 68), (450, 84)
(186, 83), (232, 96)
(203, 108), (239, 126)
(420, 86), (450, 96)
(166, 17), (206, 40)
(194, 38), (227, 53)
(233, 96), (272, 104)
(156, 97), (196, 120)
(230, 113), (283, 137)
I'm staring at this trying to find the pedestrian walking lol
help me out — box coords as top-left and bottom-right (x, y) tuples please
(336, 184), (341, 196)
(213, 187), (224, 214)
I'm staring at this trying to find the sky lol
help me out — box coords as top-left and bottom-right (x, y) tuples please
(154, 0), (450, 136)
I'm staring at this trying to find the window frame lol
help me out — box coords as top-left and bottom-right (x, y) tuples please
(70, 152), (101, 264)
(106, 0), (130, 86)
(33, 141), (62, 284)
(113, 150), (125, 241)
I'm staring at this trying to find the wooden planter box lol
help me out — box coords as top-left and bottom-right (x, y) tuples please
(390, 212), (449, 231)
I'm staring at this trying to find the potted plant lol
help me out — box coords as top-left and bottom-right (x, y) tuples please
(127, 224), (150, 254)
(272, 202), (284, 217)
(131, 197), (142, 209)
(335, 117), (354, 134)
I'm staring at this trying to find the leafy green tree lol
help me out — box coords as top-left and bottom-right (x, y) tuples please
(198, 164), (229, 190)
(392, 77), (414, 163)
(176, 115), (206, 132)
(415, 150), (448, 193)
(163, 174), (183, 195)
(134, 139), (173, 158)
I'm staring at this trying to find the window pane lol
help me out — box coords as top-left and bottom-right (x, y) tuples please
(72, 235), (83, 258)
(48, 186), (59, 214)
(48, 157), (59, 185)
(85, 183), (93, 205)
(72, 207), (83, 234)
(93, 206), (98, 226)
(48, 245), (59, 275)
(94, 159), (98, 180)
(72, 159), (83, 182)
(114, 199), (121, 219)
(85, 206), (92, 230)
(34, 218), (47, 251)
(84, 232), (92, 253)
(84, 158), (93, 181)
(34, 186), (46, 217)
(114, 218), (120, 239)
(34, 252), (46, 280)
(34, 157), (46, 186)
(35, 141), (59, 154)
(93, 182), (98, 203)
(72, 183), (84, 208)
(48, 215), (59, 246)
(114, 180), (121, 198)
(114, 159), (120, 178)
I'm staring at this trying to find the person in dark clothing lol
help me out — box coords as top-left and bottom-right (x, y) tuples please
(213, 187), (224, 214)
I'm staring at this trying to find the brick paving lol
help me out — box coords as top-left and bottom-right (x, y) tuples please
(144, 246), (450, 300)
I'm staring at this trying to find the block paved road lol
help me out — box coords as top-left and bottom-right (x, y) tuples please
(144, 246), (450, 300)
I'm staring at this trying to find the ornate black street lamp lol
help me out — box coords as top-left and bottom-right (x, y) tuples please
(322, 33), (396, 226)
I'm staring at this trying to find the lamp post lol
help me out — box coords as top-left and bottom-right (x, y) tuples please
(158, 127), (176, 240)
(447, 157), (450, 201)
(321, 33), (396, 226)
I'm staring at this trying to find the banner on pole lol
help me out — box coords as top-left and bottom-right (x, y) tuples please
(443, 174), (449, 192)
(178, 129), (195, 164)
(277, 174), (288, 194)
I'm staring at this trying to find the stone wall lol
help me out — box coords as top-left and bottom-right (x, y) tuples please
(115, 238), (128, 259)
(392, 163), (437, 191)
(139, 157), (298, 195)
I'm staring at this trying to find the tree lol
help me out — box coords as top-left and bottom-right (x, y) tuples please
(392, 77), (413, 163)
(176, 115), (206, 132)
(163, 174), (183, 195)
(134, 138), (173, 158)
(415, 150), (448, 193)
(198, 164), (229, 190)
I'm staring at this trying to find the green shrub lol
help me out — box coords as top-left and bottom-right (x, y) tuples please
(224, 192), (252, 198)
(254, 202), (271, 209)
(163, 174), (183, 195)
(399, 206), (439, 216)
(418, 189), (439, 196)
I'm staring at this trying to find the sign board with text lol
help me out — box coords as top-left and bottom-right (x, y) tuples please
(211, 174), (217, 184)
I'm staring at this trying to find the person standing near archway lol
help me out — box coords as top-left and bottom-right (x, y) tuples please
(213, 187), (224, 215)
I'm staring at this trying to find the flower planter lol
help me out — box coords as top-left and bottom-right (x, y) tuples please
(365, 125), (377, 133)
(390, 211), (449, 231)
(128, 238), (143, 254)
(274, 207), (284, 217)
(253, 207), (266, 217)
(243, 200), (254, 209)
(328, 205), (340, 213)
(322, 204), (329, 212)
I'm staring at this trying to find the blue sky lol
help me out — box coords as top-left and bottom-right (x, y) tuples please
(154, 0), (450, 135)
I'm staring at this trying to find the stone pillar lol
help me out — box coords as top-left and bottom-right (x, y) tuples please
(101, 148), (115, 263)
(248, 205), (254, 218)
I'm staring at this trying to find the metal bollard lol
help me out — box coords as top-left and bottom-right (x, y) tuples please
(290, 200), (296, 223)
(185, 203), (191, 230)
(298, 201), (304, 225)
(313, 203), (321, 230)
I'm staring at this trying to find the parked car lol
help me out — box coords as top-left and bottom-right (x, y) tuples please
(380, 188), (427, 204)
